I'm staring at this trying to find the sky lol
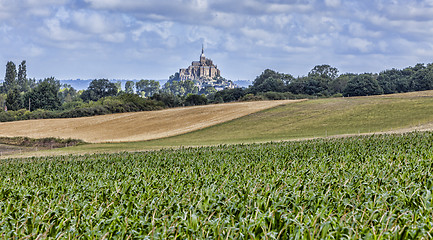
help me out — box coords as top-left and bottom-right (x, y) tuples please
(1, 0), (433, 81)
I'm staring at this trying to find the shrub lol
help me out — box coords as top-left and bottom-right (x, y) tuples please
(239, 94), (266, 102)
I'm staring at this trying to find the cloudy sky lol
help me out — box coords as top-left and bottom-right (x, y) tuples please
(1, 0), (433, 81)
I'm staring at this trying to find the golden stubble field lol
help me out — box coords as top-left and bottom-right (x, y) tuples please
(0, 100), (300, 143)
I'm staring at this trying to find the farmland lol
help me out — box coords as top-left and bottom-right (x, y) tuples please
(144, 90), (433, 147)
(1, 132), (433, 238)
(1, 90), (433, 158)
(21, 90), (433, 158)
(0, 100), (295, 143)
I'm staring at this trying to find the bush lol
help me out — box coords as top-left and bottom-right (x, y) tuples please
(239, 94), (266, 102)
(151, 93), (184, 108)
(261, 91), (287, 100)
(0, 93), (166, 122)
(344, 74), (383, 97)
(61, 100), (85, 111)
(184, 94), (208, 106)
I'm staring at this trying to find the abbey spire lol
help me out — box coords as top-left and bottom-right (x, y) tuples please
(200, 44), (205, 62)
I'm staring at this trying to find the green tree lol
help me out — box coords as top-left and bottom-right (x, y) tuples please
(409, 63), (433, 91)
(151, 92), (184, 108)
(250, 69), (293, 94)
(136, 80), (160, 97)
(184, 94), (208, 106)
(80, 79), (118, 102)
(125, 81), (135, 94)
(28, 78), (37, 89)
(308, 64), (339, 81)
(0, 93), (6, 111)
(169, 73), (180, 81)
(182, 80), (198, 95)
(209, 88), (246, 103)
(5, 87), (23, 111)
(299, 77), (329, 96)
(3, 61), (17, 93)
(343, 74), (383, 97)
(25, 77), (61, 111)
(17, 60), (28, 92)
(59, 84), (78, 103)
(114, 81), (122, 93)
(330, 73), (356, 94)
(302, 65), (339, 96)
(199, 86), (217, 95)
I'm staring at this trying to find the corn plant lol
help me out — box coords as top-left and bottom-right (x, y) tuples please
(1, 132), (433, 239)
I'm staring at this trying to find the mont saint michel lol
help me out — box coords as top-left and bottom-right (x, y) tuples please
(169, 46), (235, 91)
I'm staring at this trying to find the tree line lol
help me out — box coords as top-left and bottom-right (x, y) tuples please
(0, 61), (209, 122)
(2, 60), (433, 122)
(209, 63), (433, 103)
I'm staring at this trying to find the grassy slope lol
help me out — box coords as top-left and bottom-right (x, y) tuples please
(6, 90), (433, 157)
(0, 100), (292, 143)
(124, 90), (433, 146)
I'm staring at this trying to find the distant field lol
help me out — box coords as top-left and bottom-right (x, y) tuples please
(3, 90), (433, 158)
(0, 100), (296, 143)
(121, 90), (433, 147)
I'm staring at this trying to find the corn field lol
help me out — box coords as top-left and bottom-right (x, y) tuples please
(1, 132), (433, 239)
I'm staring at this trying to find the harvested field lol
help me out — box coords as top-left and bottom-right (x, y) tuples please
(0, 100), (299, 143)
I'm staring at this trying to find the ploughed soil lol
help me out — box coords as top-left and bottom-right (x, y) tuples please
(0, 100), (300, 143)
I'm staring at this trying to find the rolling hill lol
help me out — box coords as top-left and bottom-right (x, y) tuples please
(143, 90), (433, 147)
(3, 90), (433, 158)
(0, 100), (297, 143)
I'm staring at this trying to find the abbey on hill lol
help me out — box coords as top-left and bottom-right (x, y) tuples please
(179, 46), (220, 81)
(171, 46), (235, 91)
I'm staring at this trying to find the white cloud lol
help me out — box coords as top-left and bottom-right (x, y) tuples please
(348, 23), (382, 38)
(0, 1), (16, 19)
(25, 0), (68, 5)
(324, 0), (341, 8)
(252, 1), (315, 14)
(133, 21), (174, 41)
(347, 37), (373, 53)
(240, 27), (279, 47)
(222, 35), (238, 52)
(23, 45), (45, 57)
(186, 26), (225, 47)
(101, 32), (126, 43)
(273, 14), (293, 30)
(38, 8), (129, 44)
(84, 0), (208, 14)
(72, 10), (114, 34)
(55, 7), (70, 22)
(83, 0), (142, 9)
(384, 1), (433, 20)
(0, 24), (12, 34)
(208, 11), (239, 28)
(2, 0), (433, 80)
(40, 18), (88, 42)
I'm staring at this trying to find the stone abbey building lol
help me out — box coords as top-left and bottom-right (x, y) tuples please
(171, 46), (236, 91)
(179, 46), (221, 81)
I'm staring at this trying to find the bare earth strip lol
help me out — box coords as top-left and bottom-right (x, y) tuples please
(0, 100), (300, 143)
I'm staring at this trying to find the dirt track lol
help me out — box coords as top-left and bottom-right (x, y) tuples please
(0, 100), (299, 143)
